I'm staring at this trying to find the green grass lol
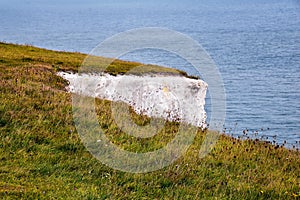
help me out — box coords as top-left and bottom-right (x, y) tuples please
(0, 42), (299, 199)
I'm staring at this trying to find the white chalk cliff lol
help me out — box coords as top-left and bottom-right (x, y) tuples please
(58, 72), (208, 129)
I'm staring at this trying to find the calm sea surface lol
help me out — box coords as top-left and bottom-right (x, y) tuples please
(1, 0), (299, 147)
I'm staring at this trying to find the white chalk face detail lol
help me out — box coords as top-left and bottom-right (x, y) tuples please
(109, 77), (183, 139)
(59, 72), (208, 138)
(60, 28), (226, 173)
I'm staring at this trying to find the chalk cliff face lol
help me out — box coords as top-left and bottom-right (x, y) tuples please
(58, 72), (208, 129)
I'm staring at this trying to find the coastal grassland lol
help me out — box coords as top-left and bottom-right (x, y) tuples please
(0, 42), (188, 76)
(0, 43), (299, 199)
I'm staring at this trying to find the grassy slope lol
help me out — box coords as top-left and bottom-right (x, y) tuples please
(0, 42), (299, 199)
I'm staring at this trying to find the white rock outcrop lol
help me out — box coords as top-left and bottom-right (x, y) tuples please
(58, 72), (208, 129)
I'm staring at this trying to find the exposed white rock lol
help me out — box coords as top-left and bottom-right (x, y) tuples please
(58, 72), (208, 129)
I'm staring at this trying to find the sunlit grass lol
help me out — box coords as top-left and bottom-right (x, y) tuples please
(0, 42), (299, 199)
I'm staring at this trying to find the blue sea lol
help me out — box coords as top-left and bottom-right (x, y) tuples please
(1, 0), (299, 147)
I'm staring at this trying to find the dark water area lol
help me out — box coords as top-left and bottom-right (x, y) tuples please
(0, 0), (299, 147)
